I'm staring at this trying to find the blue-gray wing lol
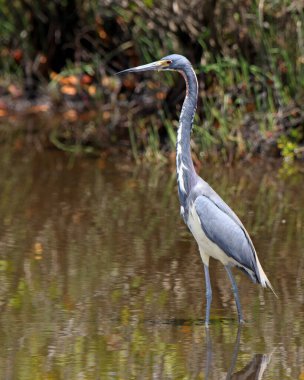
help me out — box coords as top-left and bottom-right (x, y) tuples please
(194, 195), (258, 280)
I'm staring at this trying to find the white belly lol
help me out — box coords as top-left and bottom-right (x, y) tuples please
(187, 203), (235, 266)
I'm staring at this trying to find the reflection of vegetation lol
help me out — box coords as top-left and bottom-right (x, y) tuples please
(0, 1), (303, 160)
(49, 129), (97, 155)
(0, 149), (303, 378)
(277, 128), (304, 161)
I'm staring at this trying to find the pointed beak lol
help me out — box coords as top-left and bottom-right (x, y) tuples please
(116, 60), (169, 75)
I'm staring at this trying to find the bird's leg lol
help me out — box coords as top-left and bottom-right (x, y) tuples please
(204, 264), (212, 328)
(205, 327), (213, 379)
(225, 266), (245, 324)
(225, 325), (243, 379)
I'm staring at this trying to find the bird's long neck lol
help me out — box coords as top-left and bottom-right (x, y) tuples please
(176, 65), (198, 205)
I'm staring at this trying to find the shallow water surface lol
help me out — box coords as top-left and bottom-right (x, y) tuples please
(0, 148), (303, 379)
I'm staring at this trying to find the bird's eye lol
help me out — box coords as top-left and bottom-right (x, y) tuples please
(166, 60), (172, 65)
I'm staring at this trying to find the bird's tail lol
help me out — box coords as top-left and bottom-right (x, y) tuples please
(256, 256), (278, 298)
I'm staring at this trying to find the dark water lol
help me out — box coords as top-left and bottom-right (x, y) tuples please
(0, 147), (303, 379)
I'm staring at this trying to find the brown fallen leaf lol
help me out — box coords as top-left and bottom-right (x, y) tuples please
(63, 109), (78, 121)
(246, 103), (256, 112)
(97, 158), (106, 170)
(8, 84), (22, 98)
(28, 104), (49, 113)
(12, 49), (23, 63)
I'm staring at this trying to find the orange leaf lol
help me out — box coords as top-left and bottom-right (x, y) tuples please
(101, 76), (111, 87)
(0, 109), (8, 117)
(88, 85), (96, 96)
(156, 91), (166, 100)
(180, 325), (192, 334)
(61, 85), (77, 96)
(60, 75), (78, 86)
(102, 111), (111, 122)
(39, 54), (47, 64)
(50, 71), (59, 80)
(12, 49), (23, 63)
(81, 74), (93, 85)
(34, 242), (43, 255)
(98, 26), (108, 40)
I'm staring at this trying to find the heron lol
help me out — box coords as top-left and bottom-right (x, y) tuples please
(117, 54), (276, 326)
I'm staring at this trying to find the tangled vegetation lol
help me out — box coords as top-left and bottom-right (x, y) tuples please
(0, 0), (304, 161)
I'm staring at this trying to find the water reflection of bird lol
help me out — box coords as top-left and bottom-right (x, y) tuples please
(205, 327), (273, 380)
(117, 54), (276, 326)
(230, 353), (273, 380)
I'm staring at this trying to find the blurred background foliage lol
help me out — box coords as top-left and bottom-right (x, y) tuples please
(0, 0), (304, 161)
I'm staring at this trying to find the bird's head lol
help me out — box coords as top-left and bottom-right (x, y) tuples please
(116, 54), (191, 75)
